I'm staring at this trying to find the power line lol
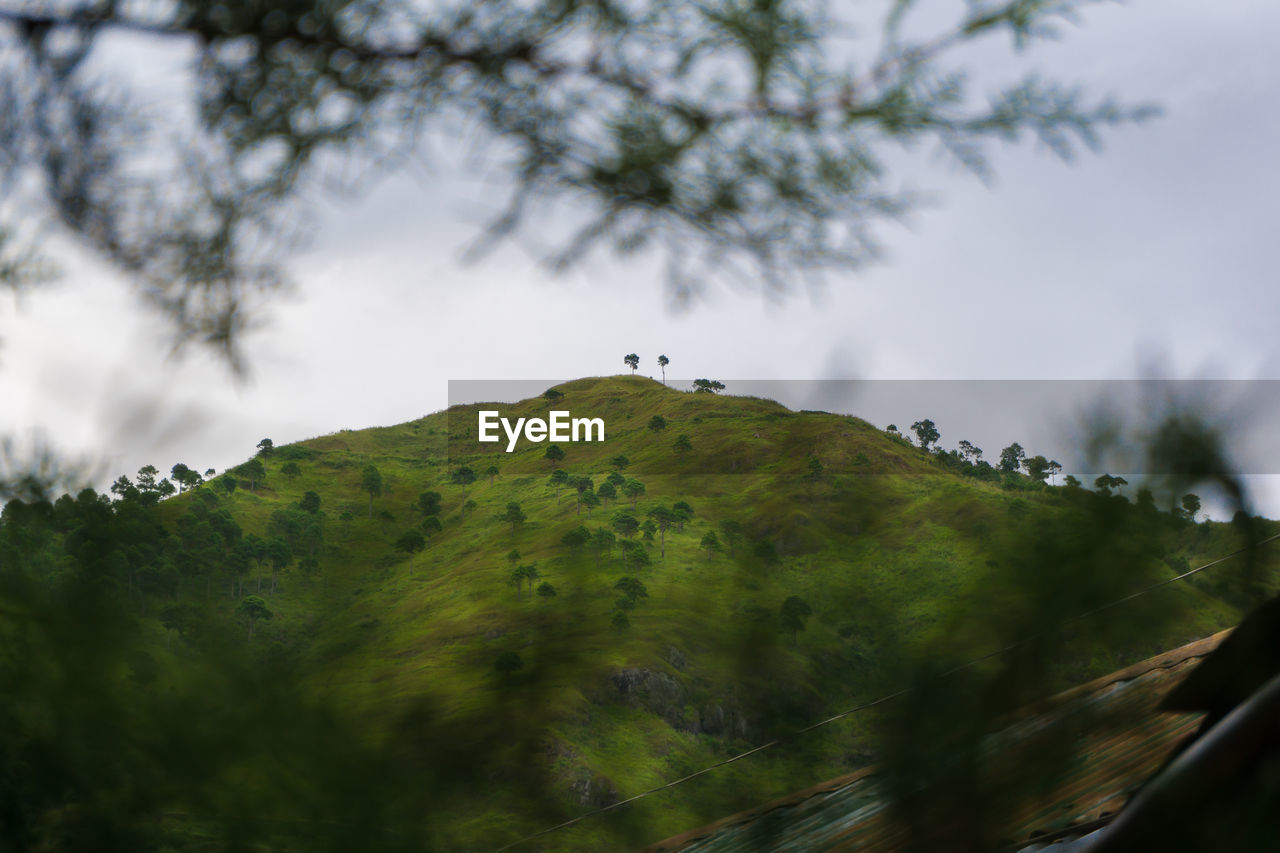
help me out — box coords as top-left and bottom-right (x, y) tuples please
(494, 530), (1280, 851)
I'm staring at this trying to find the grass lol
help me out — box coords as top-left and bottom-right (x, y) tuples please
(150, 376), (1279, 850)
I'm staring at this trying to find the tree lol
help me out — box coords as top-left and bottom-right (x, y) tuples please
(420, 515), (442, 538)
(779, 595), (813, 645)
(592, 528), (616, 570)
(580, 490), (601, 518)
(257, 438), (274, 456)
(624, 354), (640, 374)
(999, 443), (1026, 473)
(719, 520), (744, 557)
(673, 434), (693, 454)
(299, 491), (321, 514)
(265, 536), (292, 595)
(241, 458), (266, 491)
(361, 465), (383, 518)
(1181, 493), (1202, 522)
(549, 469), (570, 503)
(219, 474), (238, 496)
(657, 355), (669, 384)
(450, 466), (477, 486)
(544, 444), (565, 466)
(1047, 460), (1063, 485)
(395, 529), (427, 575)
(615, 577), (648, 606)
(561, 526), (591, 549)
(623, 479), (646, 510)
(510, 564), (529, 599)
(572, 477), (595, 515)
(237, 595), (273, 641)
(502, 502), (527, 533)
(911, 419), (940, 452)
(536, 581), (557, 598)
(612, 512), (639, 540)
(701, 531), (723, 560)
(494, 651), (524, 675)
(485, 464), (500, 486)
(648, 415), (667, 432)
(543, 388), (564, 403)
(609, 455), (630, 471)
(597, 481), (617, 507)
(648, 506), (676, 558)
(280, 461), (302, 482)
(606, 471), (627, 489)
(0, 1), (1148, 368)
(1022, 455), (1050, 483)
(693, 379), (725, 394)
(807, 456), (824, 481)
(171, 463), (201, 493)
(1064, 474), (1082, 489)
(1094, 473), (1128, 496)
(672, 500), (693, 531)
(958, 441), (983, 465)
(415, 491), (443, 517)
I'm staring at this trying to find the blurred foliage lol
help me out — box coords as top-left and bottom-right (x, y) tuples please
(874, 402), (1271, 851)
(0, 0), (1154, 364)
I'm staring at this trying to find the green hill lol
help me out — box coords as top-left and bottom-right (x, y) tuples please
(4, 376), (1274, 851)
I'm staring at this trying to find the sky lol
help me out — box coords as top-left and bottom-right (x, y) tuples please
(2, 0), (1280, 516)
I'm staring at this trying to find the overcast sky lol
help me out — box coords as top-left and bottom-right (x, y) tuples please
(3, 0), (1279, 516)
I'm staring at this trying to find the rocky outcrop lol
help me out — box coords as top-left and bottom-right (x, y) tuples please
(611, 668), (686, 725)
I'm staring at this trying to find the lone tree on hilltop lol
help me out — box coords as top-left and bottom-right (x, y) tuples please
(257, 438), (274, 456)
(543, 388), (564, 403)
(911, 419), (940, 452)
(1182, 493), (1202, 522)
(624, 354), (639, 374)
(658, 355), (669, 384)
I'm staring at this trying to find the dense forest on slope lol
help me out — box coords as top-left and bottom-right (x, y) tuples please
(2, 377), (1275, 850)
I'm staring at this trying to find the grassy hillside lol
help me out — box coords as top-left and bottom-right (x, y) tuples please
(146, 376), (1273, 850)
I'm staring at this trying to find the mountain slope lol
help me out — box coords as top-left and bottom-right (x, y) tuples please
(154, 376), (1267, 850)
